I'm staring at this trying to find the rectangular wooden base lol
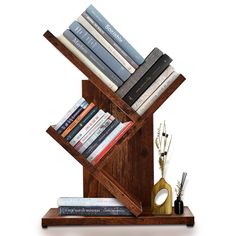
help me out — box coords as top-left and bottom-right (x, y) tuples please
(42, 207), (194, 227)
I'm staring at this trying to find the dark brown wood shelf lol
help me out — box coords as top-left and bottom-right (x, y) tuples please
(42, 207), (194, 227)
(43, 29), (193, 227)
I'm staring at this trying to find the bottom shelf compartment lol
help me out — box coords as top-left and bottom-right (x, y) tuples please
(42, 207), (194, 227)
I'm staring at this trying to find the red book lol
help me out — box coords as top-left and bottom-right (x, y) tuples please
(91, 121), (133, 165)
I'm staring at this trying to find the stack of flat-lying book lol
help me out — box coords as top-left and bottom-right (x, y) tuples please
(58, 197), (132, 216)
(59, 4), (181, 116)
(54, 97), (133, 165)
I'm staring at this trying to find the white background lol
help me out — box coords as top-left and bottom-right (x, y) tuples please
(0, 0), (235, 235)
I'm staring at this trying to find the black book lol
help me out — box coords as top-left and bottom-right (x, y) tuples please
(82, 119), (120, 158)
(123, 54), (172, 106)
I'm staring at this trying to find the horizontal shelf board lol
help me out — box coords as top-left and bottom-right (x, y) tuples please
(46, 126), (142, 216)
(43, 30), (139, 122)
(42, 207), (194, 227)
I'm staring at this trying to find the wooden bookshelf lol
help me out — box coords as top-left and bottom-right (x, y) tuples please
(42, 207), (194, 227)
(42, 30), (194, 227)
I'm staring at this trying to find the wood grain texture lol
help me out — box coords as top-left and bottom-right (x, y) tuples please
(46, 126), (142, 216)
(42, 207), (194, 227)
(82, 80), (153, 209)
(43, 30), (139, 122)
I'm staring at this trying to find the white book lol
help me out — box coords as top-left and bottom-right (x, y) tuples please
(87, 123), (124, 162)
(77, 15), (135, 74)
(54, 97), (85, 130)
(58, 197), (124, 207)
(132, 66), (175, 111)
(136, 72), (179, 115)
(70, 110), (105, 146)
(58, 35), (118, 92)
(78, 116), (115, 154)
(77, 112), (110, 146)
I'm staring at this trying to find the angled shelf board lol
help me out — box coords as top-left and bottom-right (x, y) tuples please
(42, 207), (194, 227)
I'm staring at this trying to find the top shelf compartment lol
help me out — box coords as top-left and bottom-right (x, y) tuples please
(44, 31), (186, 123)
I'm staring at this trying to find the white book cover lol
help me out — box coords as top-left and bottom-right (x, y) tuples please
(54, 97), (85, 130)
(132, 66), (175, 111)
(136, 72), (179, 115)
(78, 112), (110, 145)
(77, 15), (135, 74)
(78, 116), (115, 154)
(58, 35), (118, 92)
(87, 123), (124, 162)
(70, 110), (105, 146)
(58, 197), (124, 207)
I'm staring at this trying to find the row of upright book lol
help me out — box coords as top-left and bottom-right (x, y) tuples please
(54, 97), (133, 165)
(59, 5), (181, 115)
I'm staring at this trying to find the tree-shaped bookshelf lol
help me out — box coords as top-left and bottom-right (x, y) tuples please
(42, 31), (194, 227)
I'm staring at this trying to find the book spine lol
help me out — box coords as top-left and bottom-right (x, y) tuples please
(57, 101), (88, 134)
(69, 110), (105, 146)
(87, 122), (124, 162)
(59, 206), (132, 216)
(123, 54), (172, 106)
(54, 97), (85, 130)
(76, 116), (115, 154)
(91, 122), (133, 164)
(78, 15), (135, 73)
(116, 48), (163, 98)
(136, 72), (179, 115)
(74, 112), (110, 150)
(61, 103), (95, 138)
(69, 21), (131, 82)
(82, 12), (138, 70)
(65, 106), (99, 142)
(131, 66), (174, 111)
(86, 4), (144, 65)
(57, 197), (124, 207)
(82, 119), (120, 158)
(61, 32), (122, 89)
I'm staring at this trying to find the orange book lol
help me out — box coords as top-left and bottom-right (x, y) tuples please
(61, 103), (95, 138)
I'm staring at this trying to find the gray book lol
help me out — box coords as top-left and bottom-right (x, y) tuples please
(69, 21), (131, 82)
(86, 4), (144, 65)
(63, 29), (123, 87)
(116, 48), (163, 98)
(82, 11), (138, 70)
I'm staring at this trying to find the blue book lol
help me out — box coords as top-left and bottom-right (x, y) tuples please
(63, 30), (123, 87)
(65, 106), (99, 142)
(57, 100), (88, 134)
(69, 21), (130, 82)
(86, 4), (144, 65)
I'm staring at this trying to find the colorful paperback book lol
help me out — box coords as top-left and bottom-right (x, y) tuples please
(69, 21), (131, 81)
(87, 122), (124, 162)
(82, 119), (120, 158)
(74, 112), (110, 151)
(86, 4), (144, 65)
(69, 109), (105, 146)
(54, 97), (85, 130)
(62, 103), (95, 138)
(76, 115), (115, 154)
(65, 106), (99, 142)
(57, 100), (88, 134)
